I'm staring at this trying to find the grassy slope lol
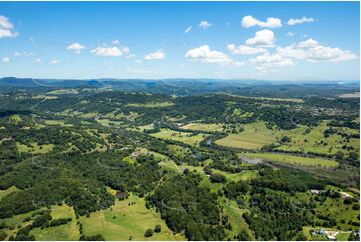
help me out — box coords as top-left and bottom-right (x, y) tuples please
(151, 128), (208, 146)
(239, 152), (338, 168)
(215, 121), (277, 149)
(30, 204), (80, 241)
(79, 195), (184, 241)
(181, 123), (224, 132)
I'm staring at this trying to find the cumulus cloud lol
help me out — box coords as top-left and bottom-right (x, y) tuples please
(241, 15), (282, 28)
(246, 29), (275, 47)
(34, 58), (42, 64)
(250, 53), (295, 70)
(49, 60), (60, 65)
(287, 16), (314, 26)
(144, 49), (165, 60)
(276, 46), (307, 60)
(0, 15), (18, 38)
(2, 57), (10, 63)
(199, 21), (212, 30)
(277, 38), (357, 63)
(184, 26), (192, 33)
(297, 38), (319, 48)
(66, 43), (85, 54)
(91, 46), (130, 57)
(227, 44), (267, 55)
(185, 45), (243, 66)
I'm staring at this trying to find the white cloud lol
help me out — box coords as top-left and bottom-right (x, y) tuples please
(144, 49), (165, 60)
(277, 39), (358, 63)
(286, 32), (295, 37)
(2, 57), (10, 63)
(0, 15), (18, 38)
(246, 29), (275, 47)
(184, 26), (192, 33)
(34, 58), (42, 64)
(241, 15), (282, 28)
(307, 45), (357, 62)
(227, 44), (267, 55)
(250, 53), (295, 69)
(13, 51), (34, 57)
(277, 46), (307, 60)
(49, 60), (60, 65)
(199, 21), (212, 30)
(91, 46), (130, 57)
(287, 16), (314, 26)
(185, 45), (243, 66)
(112, 40), (120, 45)
(126, 67), (156, 74)
(297, 38), (319, 48)
(66, 43), (85, 54)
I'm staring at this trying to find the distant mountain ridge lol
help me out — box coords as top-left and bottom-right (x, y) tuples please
(0, 77), (359, 97)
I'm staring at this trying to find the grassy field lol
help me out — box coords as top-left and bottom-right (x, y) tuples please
(215, 120), (359, 156)
(96, 119), (123, 127)
(219, 198), (255, 240)
(0, 186), (19, 200)
(167, 144), (191, 159)
(32, 95), (58, 100)
(275, 121), (360, 156)
(16, 142), (54, 154)
(79, 194), (184, 241)
(9, 114), (22, 124)
(126, 101), (174, 108)
(224, 93), (304, 103)
(151, 128), (208, 146)
(46, 89), (79, 95)
(30, 204), (80, 241)
(181, 123), (224, 132)
(296, 190), (359, 231)
(239, 152), (338, 168)
(44, 120), (73, 127)
(215, 121), (277, 149)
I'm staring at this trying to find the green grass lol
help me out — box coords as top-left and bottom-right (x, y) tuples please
(9, 114), (22, 124)
(215, 121), (277, 149)
(151, 128), (209, 146)
(224, 93), (304, 103)
(167, 144), (191, 159)
(239, 152), (338, 168)
(126, 101), (174, 108)
(275, 121), (360, 156)
(46, 89), (79, 95)
(32, 95), (58, 100)
(96, 119), (123, 127)
(16, 142), (54, 154)
(232, 108), (253, 118)
(30, 204), (79, 241)
(181, 123), (224, 132)
(336, 232), (351, 241)
(0, 186), (19, 200)
(219, 198), (255, 240)
(44, 120), (73, 127)
(79, 195), (184, 241)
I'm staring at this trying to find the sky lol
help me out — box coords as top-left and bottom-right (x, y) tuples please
(0, 1), (359, 81)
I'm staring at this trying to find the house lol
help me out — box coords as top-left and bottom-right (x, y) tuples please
(115, 191), (129, 200)
(310, 189), (320, 194)
(340, 192), (353, 198)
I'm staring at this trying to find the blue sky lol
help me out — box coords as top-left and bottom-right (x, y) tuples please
(0, 1), (359, 80)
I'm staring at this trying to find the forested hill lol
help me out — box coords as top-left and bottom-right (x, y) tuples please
(0, 77), (359, 97)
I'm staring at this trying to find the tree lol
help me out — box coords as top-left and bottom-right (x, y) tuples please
(154, 224), (161, 233)
(144, 229), (153, 237)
